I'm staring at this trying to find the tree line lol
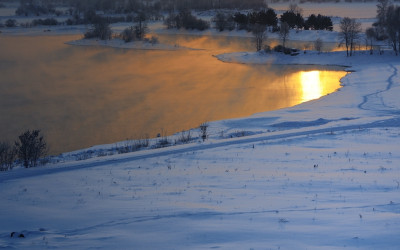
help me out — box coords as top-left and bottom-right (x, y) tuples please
(15, 0), (267, 16)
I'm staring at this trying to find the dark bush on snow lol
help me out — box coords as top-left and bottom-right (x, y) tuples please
(84, 17), (112, 40)
(273, 45), (293, 55)
(32, 18), (59, 26)
(5, 19), (17, 27)
(164, 10), (209, 31)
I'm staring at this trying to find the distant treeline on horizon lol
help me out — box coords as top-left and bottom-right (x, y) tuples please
(7, 0), (397, 14)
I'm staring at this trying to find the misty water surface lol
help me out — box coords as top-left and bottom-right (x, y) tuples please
(0, 35), (346, 154)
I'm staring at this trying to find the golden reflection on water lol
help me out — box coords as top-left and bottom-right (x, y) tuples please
(300, 71), (322, 102)
(0, 35), (346, 154)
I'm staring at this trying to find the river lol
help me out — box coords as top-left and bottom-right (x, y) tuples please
(0, 34), (346, 154)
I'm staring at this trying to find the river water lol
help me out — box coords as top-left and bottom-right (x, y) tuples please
(0, 34), (346, 154)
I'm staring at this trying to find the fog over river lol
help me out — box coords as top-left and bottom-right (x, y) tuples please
(0, 34), (346, 154)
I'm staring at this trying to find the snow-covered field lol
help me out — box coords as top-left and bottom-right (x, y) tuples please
(1, 2), (400, 249)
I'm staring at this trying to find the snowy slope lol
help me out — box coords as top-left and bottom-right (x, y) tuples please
(1, 3), (400, 248)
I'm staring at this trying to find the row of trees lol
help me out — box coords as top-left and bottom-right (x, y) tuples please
(164, 10), (210, 30)
(16, 0), (60, 16)
(15, 0), (267, 16)
(211, 7), (332, 52)
(280, 11), (333, 30)
(0, 130), (47, 171)
(223, 9), (332, 32)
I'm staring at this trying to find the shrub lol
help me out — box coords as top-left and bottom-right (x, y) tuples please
(15, 3), (55, 16)
(175, 131), (192, 144)
(164, 10), (210, 31)
(0, 142), (16, 171)
(117, 136), (149, 154)
(149, 36), (158, 45)
(15, 130), (47, 168)
(273, 45), (291, 54)
(199, 123), (209, 141)
(314, 38), (323, 53)
(213, 12), (235, 32)
(84, 17), (112, 40)
(120, 26), (136, 42)
(143, 36), (159, 45)
(5, 19), (17, 27)
(233, 12), (248, 30)
(31, 18), (58, 26)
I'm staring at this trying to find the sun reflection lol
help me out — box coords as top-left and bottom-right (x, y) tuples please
(300, 71), (322, 102)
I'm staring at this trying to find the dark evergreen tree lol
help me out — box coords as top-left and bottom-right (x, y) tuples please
(305, 14), (333, 31)
(280, 11), (304, 29)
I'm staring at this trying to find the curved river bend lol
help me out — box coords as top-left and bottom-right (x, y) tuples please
(0, 35), (346, 154)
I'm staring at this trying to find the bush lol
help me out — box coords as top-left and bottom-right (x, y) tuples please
(213, 12), (235, 32)
(264, 45), (272, 53)
(15, 2), (55, 16)
(31, 18), (59, 26)
(84, 17), (112, 40)
(15, 130), (47, 168)
(273, 45), (292, 54)
(120, 26), (136, 42)
(117, 136), (149, 154)
(149, 36), (158, 45)
(143, 36), (159, 45)
(5, 19), (17, 28)
(164, 10), (210, 31)
(175, 131), (192, 144)
(314, 38), (323, 53)
(199, 123), (209, 141)
(0, 142), (16, 171)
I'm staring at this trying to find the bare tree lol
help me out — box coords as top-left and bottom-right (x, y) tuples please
(199, 123), (208, 142)
(314, 38), (323, 54)
(0, 142), (16, 171)
(365, 27), (376, 54)
(280, 21), (290, 48)
(252, 23), (267, 51)
(386, 5), (400, 55)
(376, 0), (391, 30)
(15, 130), (47, 168)
(339, 17), (362, 56)
(134, 11), (148, 40)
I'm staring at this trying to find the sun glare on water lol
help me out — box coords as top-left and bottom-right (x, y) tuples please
(300, 71), (322, 102)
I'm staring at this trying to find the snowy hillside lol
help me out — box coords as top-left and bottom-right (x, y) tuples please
(1, 2), (400, 248)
